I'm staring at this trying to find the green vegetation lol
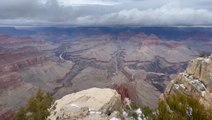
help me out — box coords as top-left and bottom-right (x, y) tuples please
(142, 106), (153, 117)
(131, 111), (139, 119)
(149, 92), (212, 120)
(14, 89), (212, 120)
(125, 102), (150, 120)
(15, 89), (54, 120)
(124, 101), (140, 120)
(130, 102), (139, 110)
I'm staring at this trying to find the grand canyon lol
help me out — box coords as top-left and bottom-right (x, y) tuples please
(1, 27), (212, 119)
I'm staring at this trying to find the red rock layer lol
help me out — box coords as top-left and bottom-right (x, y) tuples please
(129, 32), (183, 48)
(0, 110), (14, 120)
(0, 35), (34, 47)
(0, 55), (47, 74)
(0, 74), (23, 92)
(113, 82), (137, 102)
(113, 84), (129, 100)
(130, 33), (160, 46)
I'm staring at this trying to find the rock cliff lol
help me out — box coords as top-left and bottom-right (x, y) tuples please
(0, 54), (47, 74)
(48, 88), (147, 120)
(48, 88), (123, 120)
(0, 73), (24, 92)
(164, 54), (212, 107)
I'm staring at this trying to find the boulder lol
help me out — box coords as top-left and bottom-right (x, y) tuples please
(48, 88), (122, 120)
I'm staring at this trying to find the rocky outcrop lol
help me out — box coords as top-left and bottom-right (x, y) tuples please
(48, 88), (149, 120)
(186, 57), (212, 91)
(48, 88), (123, 120)
(164, 55), (212, 107)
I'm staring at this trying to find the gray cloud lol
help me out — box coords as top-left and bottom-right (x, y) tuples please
(0, 0), (212, 26)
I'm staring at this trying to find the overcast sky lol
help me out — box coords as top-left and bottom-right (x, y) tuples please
(0, 0), (212, 26)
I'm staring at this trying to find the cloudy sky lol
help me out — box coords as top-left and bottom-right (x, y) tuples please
(0, 0), (212, 26)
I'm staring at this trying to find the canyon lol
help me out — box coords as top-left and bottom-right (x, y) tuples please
(0, 27), (212, 119)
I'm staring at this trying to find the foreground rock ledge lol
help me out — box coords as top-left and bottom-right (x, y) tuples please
(48, 88), (122, 120)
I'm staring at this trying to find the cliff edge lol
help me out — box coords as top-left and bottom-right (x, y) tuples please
(48, 88), (123, 120)
(164, 55), (212, 107)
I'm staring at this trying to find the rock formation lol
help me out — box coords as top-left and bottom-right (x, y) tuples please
(48, 88), (123, 120)
(48, 88), (148, 120)
(164, 55), (212, 107)
(1, 27), (212, 119)
(0, 73), (23, 92)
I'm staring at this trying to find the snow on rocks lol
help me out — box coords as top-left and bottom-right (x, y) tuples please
(122, 111), (128, 117)
(201, 91), (206, 97)
(174, 83), (186, 90)
(181, 72), (206, 95)
(110, 117), (120, 120)
(89, 109), (102, 115)
(174, 84), (180, 89)
(180, 84), (186, 89)
(204, 58), (211, 63)
(136, 108), (143, 120)
(48, 88), (122, 120)
(176, 71), (208, 98)
(209, 73), (212, 80)
(69, 103), (79, 108)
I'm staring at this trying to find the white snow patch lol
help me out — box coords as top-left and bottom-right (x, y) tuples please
(69, 103), (79, 108)
(89, 111), (95, 114)
(174, 84), (179, 89)
(95, 111), (102, 115)
(197, 57), (204, 60)
(110, 117), (120, 120)
(201, 91), (206, 97)
(135, 108), (145, 120)
(89, 108), (101, 115)
(123, 111), (128, 117)
(204, 58), (211, 63)
(136, 108), (142, 114)
(180, 84), (186, 89)
(138, 117), (142, 120)
(209, 73), (212, 80)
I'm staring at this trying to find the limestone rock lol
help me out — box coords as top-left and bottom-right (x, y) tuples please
(164, 56), (212, 107)
(48, 88), (122, 120)
(186, 56), (212, 91)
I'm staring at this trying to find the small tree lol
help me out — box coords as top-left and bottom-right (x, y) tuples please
(15, 89), (53, 120)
